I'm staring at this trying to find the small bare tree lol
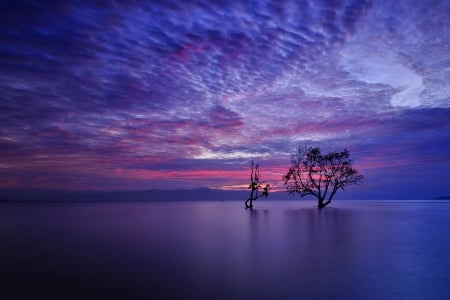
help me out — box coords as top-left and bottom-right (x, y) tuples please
(284, 146), (363, 208)
(245, 161), (270, 209)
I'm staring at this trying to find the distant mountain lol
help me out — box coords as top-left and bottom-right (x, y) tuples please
(0, 188), (290, 202)
(2, 188), (434, 202)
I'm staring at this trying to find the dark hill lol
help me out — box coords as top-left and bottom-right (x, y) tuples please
(0, 188), (290, 202)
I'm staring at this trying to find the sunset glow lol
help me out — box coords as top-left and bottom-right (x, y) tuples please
(1, 0), (449, 198)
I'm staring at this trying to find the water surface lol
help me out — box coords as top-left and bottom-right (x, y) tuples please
(1, 200), (449, 299)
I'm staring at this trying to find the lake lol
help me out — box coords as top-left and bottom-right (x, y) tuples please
(1, 200), (450, 299)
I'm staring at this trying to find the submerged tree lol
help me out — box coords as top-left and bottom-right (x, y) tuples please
(283, 146), (363, 208)
(245, 161), (270, 209)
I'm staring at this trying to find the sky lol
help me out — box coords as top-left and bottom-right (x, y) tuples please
(1, 0), (449, 199)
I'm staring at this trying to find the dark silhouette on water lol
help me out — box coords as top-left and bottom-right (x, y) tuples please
(284, 146), (363, 208)
(245, 161), (270, 209)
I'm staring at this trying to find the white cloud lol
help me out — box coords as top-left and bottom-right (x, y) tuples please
(337, 0), (450, 109)
(340, 47), (424, 108)
(193, 148), (270, 160)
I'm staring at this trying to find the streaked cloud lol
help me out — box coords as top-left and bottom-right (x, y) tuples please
(0, 0), (449, 197)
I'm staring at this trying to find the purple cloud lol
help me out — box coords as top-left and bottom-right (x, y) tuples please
(0, 0), (449, 198)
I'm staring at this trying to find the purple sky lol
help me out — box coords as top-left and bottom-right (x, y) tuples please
(1, 0), (449, 199)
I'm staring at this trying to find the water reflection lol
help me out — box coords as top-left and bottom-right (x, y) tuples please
(1, 201), (450, 299)
(248, 208), (269, 252)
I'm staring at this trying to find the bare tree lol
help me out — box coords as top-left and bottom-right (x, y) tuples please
(245, 161), (270, 209)
(283, 146), (363, 208)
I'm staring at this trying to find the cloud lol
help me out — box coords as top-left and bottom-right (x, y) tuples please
(340, 49), (424, 107)
(0, 0), (449, 196)
(339, 0), (450, 108)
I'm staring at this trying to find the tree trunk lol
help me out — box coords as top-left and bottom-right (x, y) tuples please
(318, 197), (324, 208)
(318, 197), (331, 209)
(245, 198), (253, 209)
(246, 189), (255, 209)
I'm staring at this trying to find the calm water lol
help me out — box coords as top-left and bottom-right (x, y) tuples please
(1, 200), (450, 300)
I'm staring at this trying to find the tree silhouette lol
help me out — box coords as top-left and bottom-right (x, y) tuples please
(245, 161), (270, 209)
(283, 146), (363, 208)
